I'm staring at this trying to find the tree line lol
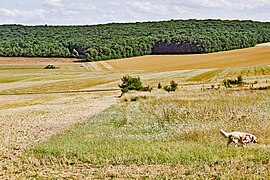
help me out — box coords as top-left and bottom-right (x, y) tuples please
(0, 19), (269, 61)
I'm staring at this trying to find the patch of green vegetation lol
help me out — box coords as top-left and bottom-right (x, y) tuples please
(223, 75), (245, 88)
(222, 66), (270, 79)
(27, 74), (79, 82)
(33, 102), (170, 165)
(0, 97), (54, 110)
(163, 80), (178, 92)
(187, 69), (223, 82)
(31, 91), (270, 167)
(0, 75), (119, 94)
(0, 76), (33, 83)
(5, 90), (270, 178)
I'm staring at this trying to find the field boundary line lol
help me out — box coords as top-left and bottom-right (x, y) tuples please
(0, 88), (120, 96)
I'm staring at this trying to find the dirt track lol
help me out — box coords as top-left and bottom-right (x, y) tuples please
(0, 91), (120, 170)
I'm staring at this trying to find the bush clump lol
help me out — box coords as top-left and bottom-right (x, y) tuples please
(223, 76), (245, 88)
(164, 80), (178, 92)
(158, 82), (162, 89)
(119, 75), (152, 94)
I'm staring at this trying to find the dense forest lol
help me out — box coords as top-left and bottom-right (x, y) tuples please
(0, 19), (269, 61)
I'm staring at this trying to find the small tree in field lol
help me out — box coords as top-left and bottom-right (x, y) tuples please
(119, 75), (152, 94)
(164, 80), (178, 93)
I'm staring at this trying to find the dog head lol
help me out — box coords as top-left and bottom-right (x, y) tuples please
(251, 135), (257, 143)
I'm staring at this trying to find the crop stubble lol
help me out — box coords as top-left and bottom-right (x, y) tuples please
(0, 45), (269, 178)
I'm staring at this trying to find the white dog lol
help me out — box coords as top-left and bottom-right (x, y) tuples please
(220, 129), (257, 147)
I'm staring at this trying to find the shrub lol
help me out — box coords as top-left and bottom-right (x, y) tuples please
(158, 83), (162, 89)
(223, 76), (245, 88)
(141, 85), (153, 92)
(170, 80), (178, 90)
(164, 80), (178, 93)
(237, 76), (244, 84)
(223, 79), (232, 88)
(119, 75), (152, 93)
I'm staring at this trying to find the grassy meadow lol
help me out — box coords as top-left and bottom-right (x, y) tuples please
(5, 89), (270, 179)
(0, 47), (270, 179)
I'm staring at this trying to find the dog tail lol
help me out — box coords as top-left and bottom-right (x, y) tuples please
(220, 129), (230, 138)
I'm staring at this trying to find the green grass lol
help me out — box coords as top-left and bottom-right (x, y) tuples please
(187, 69), (223, 82)
(1, 64), (270, 178)
(32, 102), (172, 165)
(7, 90), (270, 178)
(222, 66), (270, 79)
(0, 74), (121, 94)
(0, 96), (54, 110)
(0, 76), (34, 83)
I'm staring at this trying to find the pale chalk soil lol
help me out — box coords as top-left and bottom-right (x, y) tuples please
(0, 91), (120, 171)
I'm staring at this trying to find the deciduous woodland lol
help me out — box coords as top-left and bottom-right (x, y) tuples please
(0, 19), (269, 61)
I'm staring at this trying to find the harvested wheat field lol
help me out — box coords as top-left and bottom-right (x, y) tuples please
(0, 45), (270, 179)
(93, 46), (270, 71)
(256, 42), (270, 47)
(0, 57), (76, 65)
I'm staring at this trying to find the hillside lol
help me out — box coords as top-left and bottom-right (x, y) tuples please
(0, 20), (269, 61)
(0, 42), (270, 179)
(88, 46), (270, 71)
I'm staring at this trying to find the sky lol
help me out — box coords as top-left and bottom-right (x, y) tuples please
(0, 0), (269, 25)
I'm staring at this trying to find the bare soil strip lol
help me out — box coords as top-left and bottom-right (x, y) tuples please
(0, 91), (120, 171)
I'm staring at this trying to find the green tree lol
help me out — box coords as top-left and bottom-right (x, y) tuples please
(0, 20), (269, 60)
(85, 48), (98, 61)
(119, 75), (152, 94)
(119, 75), (142, 92)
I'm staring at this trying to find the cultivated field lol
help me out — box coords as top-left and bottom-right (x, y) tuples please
(0, 46), (270, 179)
(93, 46), (270, 71)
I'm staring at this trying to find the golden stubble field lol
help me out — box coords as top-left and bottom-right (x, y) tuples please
(93, 46), (270, 71)
(0, 45), (270, 178)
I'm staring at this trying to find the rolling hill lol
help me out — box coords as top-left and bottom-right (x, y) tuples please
(90, 46), (270, 71)
(0, 20), (269, 61)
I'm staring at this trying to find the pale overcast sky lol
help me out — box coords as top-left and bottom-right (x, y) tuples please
(0, 0), (269, 25)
